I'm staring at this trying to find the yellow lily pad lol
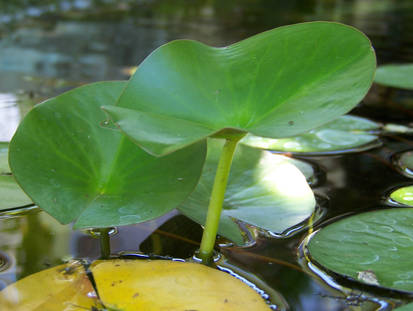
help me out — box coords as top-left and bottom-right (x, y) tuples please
(0, 261), (100, 311)
(91, 259), (272, 311)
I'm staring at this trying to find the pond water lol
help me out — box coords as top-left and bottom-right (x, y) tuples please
(1, 1), (413, 310)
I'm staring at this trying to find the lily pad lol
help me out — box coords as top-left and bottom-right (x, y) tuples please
(0, 142), (32, 211)
(179, 140), (316, 245)
(91, 259), (272, 310)
(307, 208), (413, 292)
(393, 151), (413, 178)
(241, 115), (380, 154)
(375, 64), (413, 90)
(390, 186), (413, 207)
(103, 22), (376, 156)
(9, 82), (206, 229)
(395, 303), (413, 311)
(0, 175), (32, 211)
(0, 261), (100, 311)
(0, 142), (9, 173)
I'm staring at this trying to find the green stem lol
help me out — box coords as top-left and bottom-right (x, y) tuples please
(199, 135), (245, 264)
(99, 228), (111, 259)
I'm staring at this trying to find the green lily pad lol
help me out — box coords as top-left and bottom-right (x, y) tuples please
(0, 174), (32, 211)
(103, 22), (376, 156)
(179, 140), (315, 245)
(393, 151), (413, 178)
(390, 186), (413, 207)
(9, 81), (206, 229)
(375, 64), (413, 90)
(0, 142), (33, 211)
(0, 142), (9, 173)
(307, 208), (413, 292)
(241, 115), (380, 154)
(395, 303), (413, 311)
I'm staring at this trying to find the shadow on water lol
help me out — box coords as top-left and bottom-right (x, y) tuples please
(1, 1), (413, 310)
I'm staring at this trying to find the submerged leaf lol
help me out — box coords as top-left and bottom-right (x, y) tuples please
(375, 64), (413, 90)
(0, 261), (100, 311)
(179, 140), (316, 245)
(307, 208), (413, 292)
(9, 82), (206, 228)
(390, 186), (413, 207)
(91, 259), (272, 311)
(241, 115), (380, 154)
(103, 22), (376, 156)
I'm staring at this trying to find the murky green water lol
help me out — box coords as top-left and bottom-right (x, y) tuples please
(1, 1), (413, 310)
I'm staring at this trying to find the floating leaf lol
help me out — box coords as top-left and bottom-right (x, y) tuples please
(103, 22), (376, 156)
(241, 115), (380, 154)
(307, 208), (413, 292)
(9, 82), (206, 229)
(375, 64), (413, 90)
(395, 303), (413, 311)
(0, 142), (32, 211)
(0, 142), (9, 173)
(179, 140), (315, 245)
(91, 259), (272, 310)
(390, 186), (413, 207)
(0, 175), (32, 211)
(0, 261), (100, 311)
(393, 151), (413, 178)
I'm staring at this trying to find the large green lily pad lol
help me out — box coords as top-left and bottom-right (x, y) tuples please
(375, 64), (413, 90)
(9, 82), (206, 229)
(103, 22), (376, 156)
(307, 208), (413, 292)
(390, 186), (413, 207)
(179, 140), (315, 245)
(241, 115), (380, 154)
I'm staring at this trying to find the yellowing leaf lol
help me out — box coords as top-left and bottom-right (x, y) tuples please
(0, 261), (100, 311)
(91, 259), (272, 311)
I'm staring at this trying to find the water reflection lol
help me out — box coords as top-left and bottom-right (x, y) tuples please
(1, 0), (413, 310)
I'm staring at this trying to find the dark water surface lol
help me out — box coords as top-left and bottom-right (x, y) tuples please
(1, 1), (413, 310)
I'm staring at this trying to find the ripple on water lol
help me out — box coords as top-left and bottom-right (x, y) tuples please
(0, 252), (11, 272)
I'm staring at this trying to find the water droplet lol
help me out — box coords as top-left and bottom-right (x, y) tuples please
(379, 225), (394, 233)
(359, 254), (380, 265)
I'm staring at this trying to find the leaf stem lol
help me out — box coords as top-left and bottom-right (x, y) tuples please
(199, 134), (245, 264)
(99, 228), (111, 259)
